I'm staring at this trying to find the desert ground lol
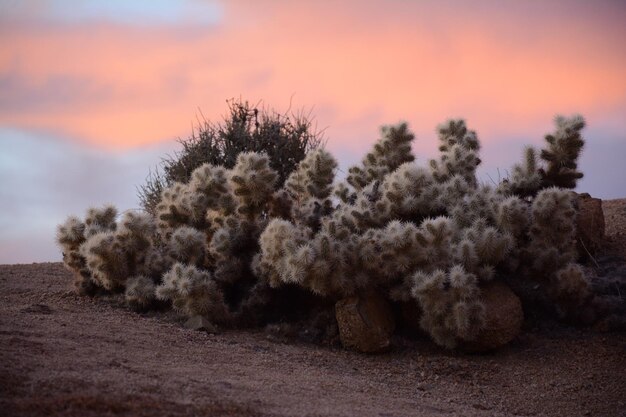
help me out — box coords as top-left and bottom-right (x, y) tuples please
(1, 200), (625, 417)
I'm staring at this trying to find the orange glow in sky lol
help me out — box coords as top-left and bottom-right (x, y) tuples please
(1, 1), (625, 150)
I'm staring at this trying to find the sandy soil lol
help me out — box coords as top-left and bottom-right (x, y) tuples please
(1, 200), (625, 417)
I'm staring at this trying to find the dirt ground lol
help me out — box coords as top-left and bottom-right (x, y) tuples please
(1, 200), (625, 417)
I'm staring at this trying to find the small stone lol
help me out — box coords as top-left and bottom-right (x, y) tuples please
(463, 281), (523, 352)
(184, 315), (218, 333)
(335, 292), (395, 353)
(416, 383), (433, 391)
(21, 304), (53, 315)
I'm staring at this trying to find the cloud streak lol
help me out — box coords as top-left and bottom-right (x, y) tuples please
(1, 0), (624, 149)
(0, 128), (176, 263)
(0, 0), (222, 26)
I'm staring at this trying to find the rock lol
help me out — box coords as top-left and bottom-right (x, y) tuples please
(335, 292), (395, 353)
(576, 193), (605, 257)
(463, 281), (523, 352)
(184, 315), (218, 333)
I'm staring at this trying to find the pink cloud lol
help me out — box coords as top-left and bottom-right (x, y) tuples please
(0, 0), (624, 151)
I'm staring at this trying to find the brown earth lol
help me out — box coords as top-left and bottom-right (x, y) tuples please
(1, 200), (626, 417)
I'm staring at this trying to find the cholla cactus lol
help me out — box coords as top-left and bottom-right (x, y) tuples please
(116, 211), (155, 252)
(552, 263), (591, 309)
(125, 275), (158, 310)
(209, 216), (258, 283)
(56, 206), (123, 294)
(539, 115), (585, 188)
(169, 226), (207, 266)
(429, 119), (481, 187)
(155, 182), (192, 234)
(524, 187), (591, 313)
(186, 164), (233, 223)
(149, 151), (287, 322)
(499, 115), (585, 197)
(59, 149), (288, 322)
(196, 153), (282, 306)
(57, 216), (86, 272)
(81, 231), (126, 290)
(156, 263), (230, 322)
(58, 111), (595, 352)
(498, 147), (542, 197)
(449, 185), (500, 228)
(253, 219), (311, 288)
(282, 148), (337, 229)
(496, 196), (530, 238)
(56, 215), (96, 294)
(459, 218), (513, 270)
(411, 266), (485, 349)
(141, 248), (173, 281)
(358, 221), (426, 283)
(284, 148), (337, 201)
(80, 211), (166, 291)
(257, 116), (591, 349)
(84, 205), (117, 237)
(374, 164), (439, 222)
(229, 152), (278, 218)
(156, 164), (235, 237)
(257, 124), (488, 347)
(255, 218), (360, 296)
(527, 188), (577, 271)
(345, 123), (414, 192)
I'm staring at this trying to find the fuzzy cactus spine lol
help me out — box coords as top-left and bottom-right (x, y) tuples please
(345, 123), (414, 192)
(539, 115), (585, 189)
(156, 263), (231, 323)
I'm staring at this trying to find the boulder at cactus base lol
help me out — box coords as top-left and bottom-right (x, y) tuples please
(335, 292), (395, 353)
(463, 281), (523, 352)
(576, 193), (605, 257)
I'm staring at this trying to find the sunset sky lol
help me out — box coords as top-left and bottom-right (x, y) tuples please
(1, 0), (625, 263)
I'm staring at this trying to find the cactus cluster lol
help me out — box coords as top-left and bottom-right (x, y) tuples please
(156, 263), (230, 322)
(138, 99), (323, 214)
(255, 116), (592, 347)
(499, 114), (585, 197)
(58, 114), (597, 350)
